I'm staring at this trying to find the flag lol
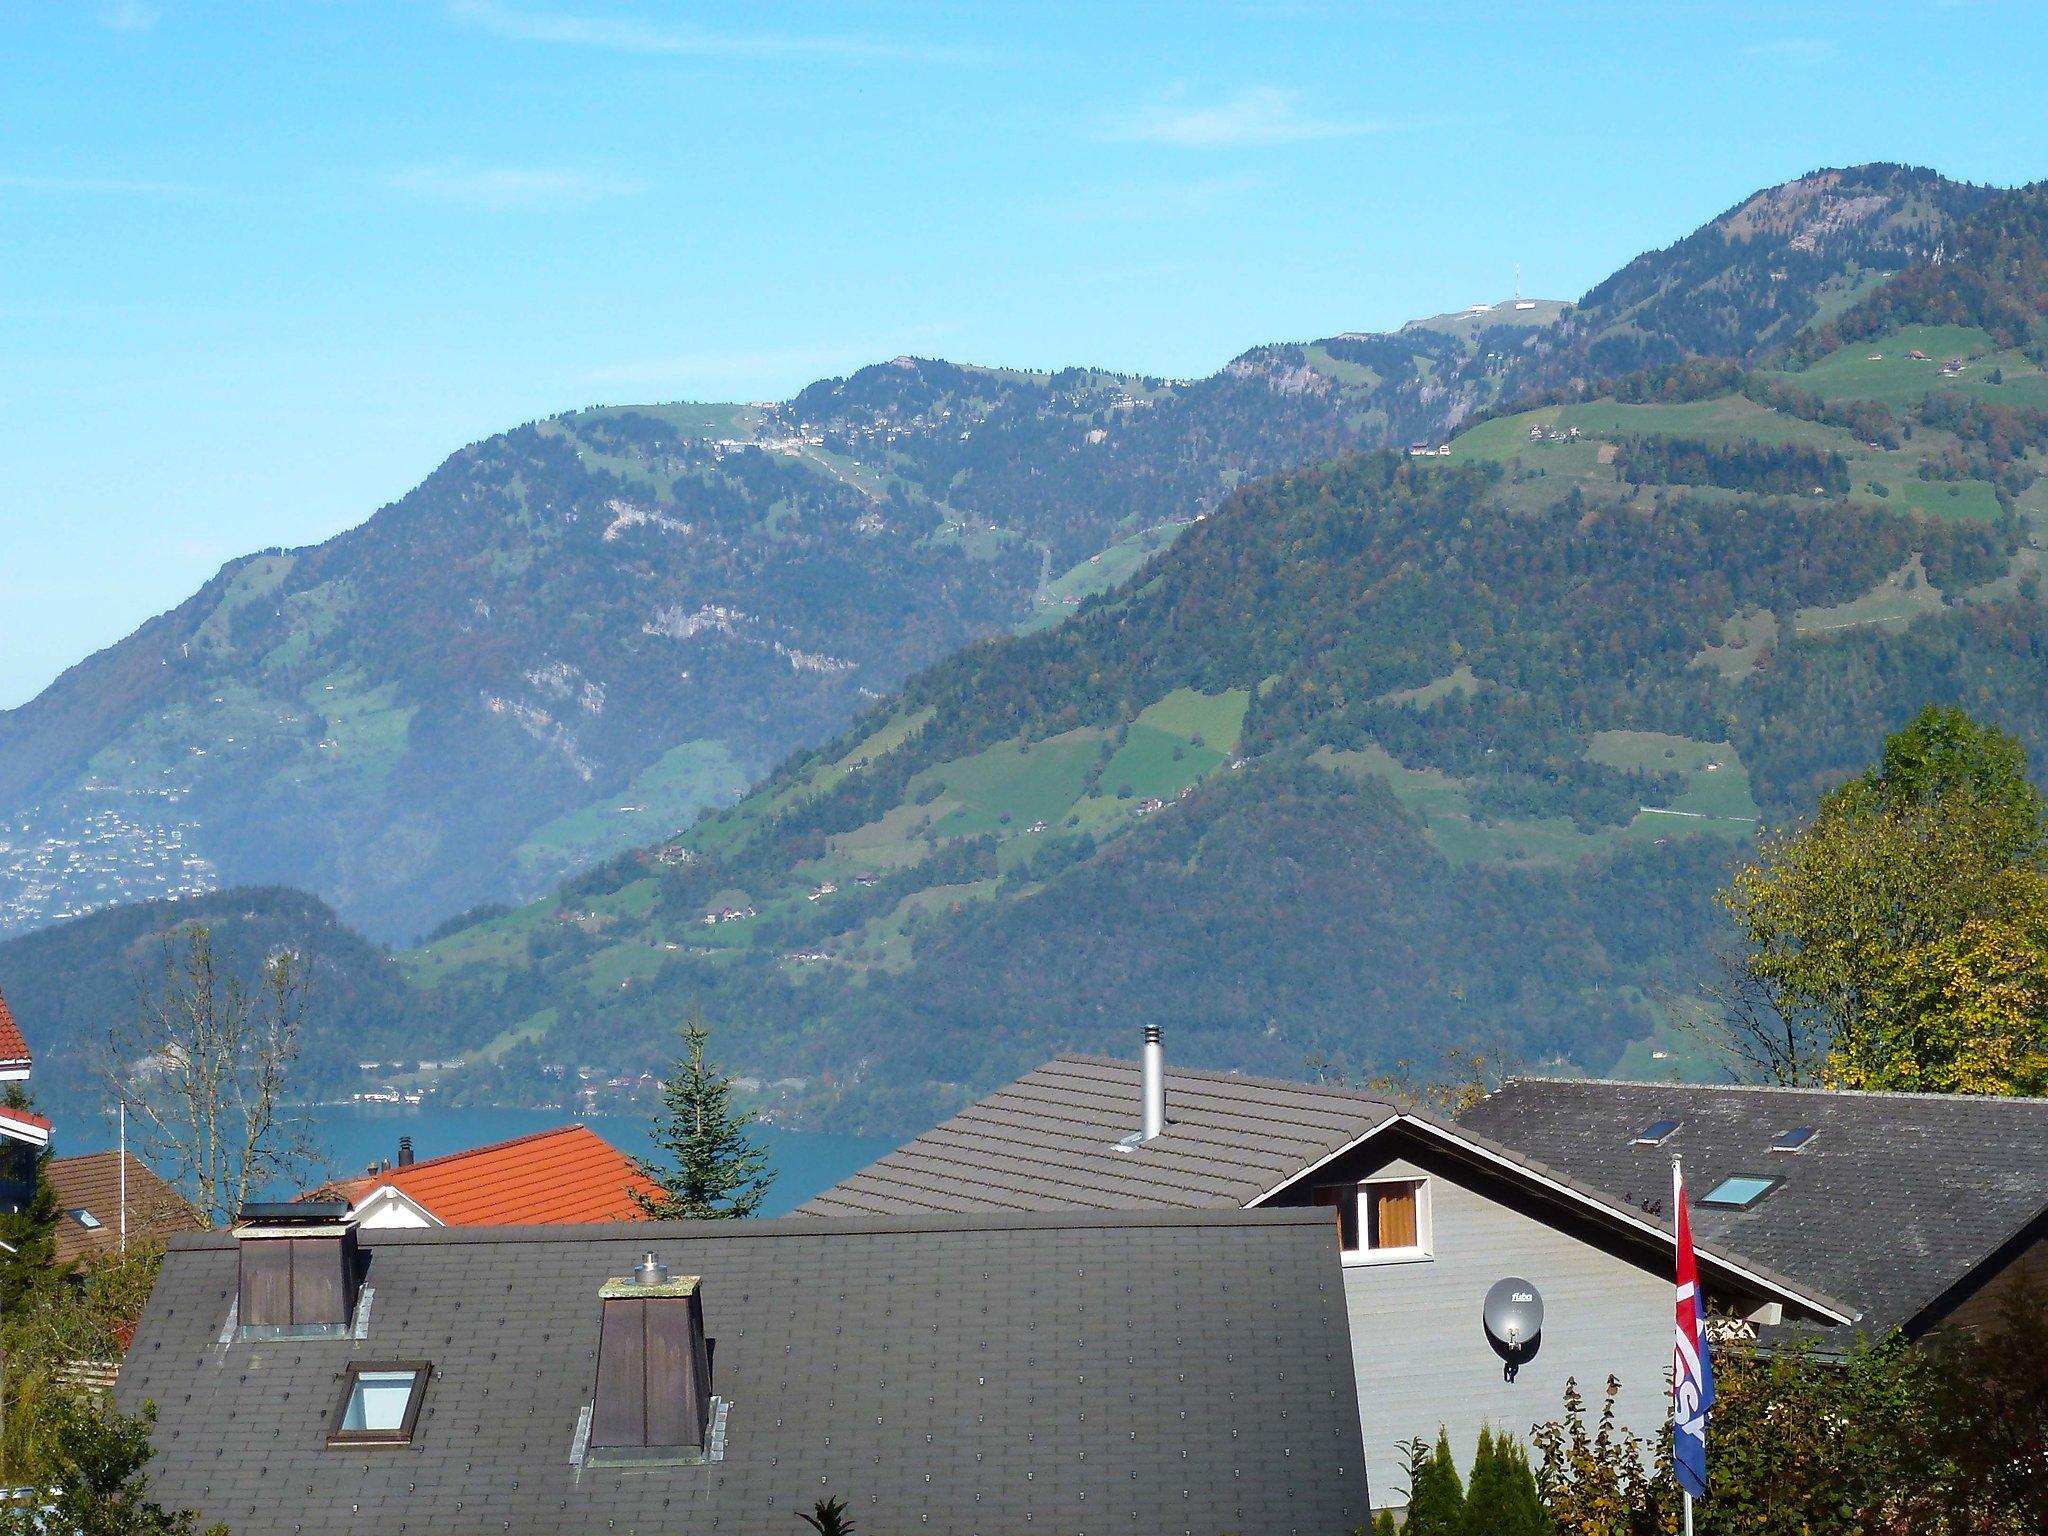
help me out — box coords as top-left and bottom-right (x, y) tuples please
(1672, 1159), (1715, 1501)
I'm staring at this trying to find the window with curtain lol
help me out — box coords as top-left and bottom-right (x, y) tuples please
(1312, 1177), (1429, 1260)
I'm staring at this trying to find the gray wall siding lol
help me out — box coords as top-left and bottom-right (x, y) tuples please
(1318, 1153), (1672, 1505)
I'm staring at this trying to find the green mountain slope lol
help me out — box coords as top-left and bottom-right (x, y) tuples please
(398, 182), (2048, 1134)
(0, 886), (416, 1136)
(0, 166), (1988, 946)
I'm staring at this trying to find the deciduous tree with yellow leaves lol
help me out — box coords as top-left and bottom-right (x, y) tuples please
(1712, 705), (2048, 1095)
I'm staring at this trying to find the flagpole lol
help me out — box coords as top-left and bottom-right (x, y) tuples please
(1675, 1152), (1694, 1536)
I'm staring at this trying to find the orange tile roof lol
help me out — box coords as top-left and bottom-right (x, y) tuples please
(0, 988), (30, 1068)
(317, 1124), (658, 1226)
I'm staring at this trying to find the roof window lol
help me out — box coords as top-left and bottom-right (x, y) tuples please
(1771, 1126), (1817, 1153)
(327, 1362), (430, 1447)
(1632, 1118), (1681, 1146)
(68, 1208), (102, 1230)
(1700, 1174), (1781, 1209)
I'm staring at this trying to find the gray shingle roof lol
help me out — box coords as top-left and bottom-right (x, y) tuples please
(1460, 1078), (2048, 1336)
(119, 1208), (1370, 1536)
(801, 1057), (1861, 1324)
(799, 1055), (1401, 1217)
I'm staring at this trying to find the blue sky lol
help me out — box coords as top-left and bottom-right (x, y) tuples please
(2, 1), (2041, 708)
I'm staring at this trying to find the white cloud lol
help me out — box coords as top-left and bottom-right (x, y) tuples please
(1742, 38), (1837, 62)
(388, 161), (646, 209)
(100, 1), (159, 32)
(1103, 87), (1382, 149)
(448, 0), (988, 64)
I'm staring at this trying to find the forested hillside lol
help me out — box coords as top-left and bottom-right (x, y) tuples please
(0, 886), (413, 1134)
(382, 180), (2048, 1134)
(0, 165), (1983, 945)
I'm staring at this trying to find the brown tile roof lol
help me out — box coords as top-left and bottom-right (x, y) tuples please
(45, 1151), (205, 1266)
(311, 1123), (659, 1226)
(0, 988), (30, 1070)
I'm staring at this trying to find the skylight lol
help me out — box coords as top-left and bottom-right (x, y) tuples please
(1700, 1175), (1780, 1209)
(327, 1362), (430, 1447)
(1632, 1118), (1681, 1146)
(68, 1208), (102, 1230)
(1771, 1126), (1817, 1153)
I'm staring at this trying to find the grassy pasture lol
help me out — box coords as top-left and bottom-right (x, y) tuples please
(1378, 664), (1483, 707)
(1133, 687), (1249, 752)
(1021, 521), (1189, 633)
(917, 729), (1105, 836)
(512, 739), (752, 888)
(1586, 730), (1761, 825)
(1794, 555), (1945, 636)
(1781, 325), (2001, 405)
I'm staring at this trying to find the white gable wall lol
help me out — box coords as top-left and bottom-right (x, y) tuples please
(1283, 1150), (1673, 1506)
(347, 1185), (441, 1229)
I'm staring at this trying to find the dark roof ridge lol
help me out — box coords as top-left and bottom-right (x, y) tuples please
(179, 1204), (1332, 1251)
(1051, 1052), (1409, 1108)
(1499, 1075), (2048, 1108)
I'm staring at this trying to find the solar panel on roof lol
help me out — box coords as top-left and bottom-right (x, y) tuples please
(1632, 1118), (1681, 1146)
(1771, 1126), (1817, 1153)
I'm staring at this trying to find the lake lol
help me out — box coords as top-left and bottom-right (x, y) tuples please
(66, 1102), (901, 1218)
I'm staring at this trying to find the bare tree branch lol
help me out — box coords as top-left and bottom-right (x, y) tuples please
(99, 926), (321, 1228)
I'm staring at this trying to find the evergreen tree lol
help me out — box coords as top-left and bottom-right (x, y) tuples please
(1372, 1511), (1399, 1536)
(632, 1019), (775, 1219)
(1464, 1424), (1553, 1536)
(1403, 1427), (1468, 1536)
(0, 1085), (63, 1311)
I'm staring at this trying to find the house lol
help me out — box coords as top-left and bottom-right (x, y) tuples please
(306, 1124), (661, 1228)
(0, 987), (49, 1212)
(1459, 1077), (2048, 1341)
(44, 1150), (204, 1265)
(801, 1038), (1849, 1502)
(117, 1203), (1372, 1535)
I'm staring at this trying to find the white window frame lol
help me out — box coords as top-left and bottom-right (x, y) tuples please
(1337, 1175), (1433, 1267)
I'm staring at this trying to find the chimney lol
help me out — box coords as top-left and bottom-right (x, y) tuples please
(591, 1255), (713, 1459)
(232, 1200), (360, 1338)
(1141, 1024), (1166, 1141)
(397, 1135), (415, 1167)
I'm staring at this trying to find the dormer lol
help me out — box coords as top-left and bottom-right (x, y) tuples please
(233, 1200), (361, 1338)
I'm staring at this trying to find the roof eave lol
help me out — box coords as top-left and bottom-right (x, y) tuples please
(1249, 1109), (1861, 1327)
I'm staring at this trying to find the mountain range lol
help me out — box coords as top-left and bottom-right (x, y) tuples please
(0, 164), (1986, 946)
(7, 162), (2045, 1137)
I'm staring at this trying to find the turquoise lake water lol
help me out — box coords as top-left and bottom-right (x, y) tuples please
(67, 1103), (900, 1218)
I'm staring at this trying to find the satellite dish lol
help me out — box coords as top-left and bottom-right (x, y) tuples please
(1484, 1278), (1544, 1380)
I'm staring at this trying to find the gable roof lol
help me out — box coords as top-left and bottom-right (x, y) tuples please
(312, 1123), (659, 1226)
(119, 1208), (1372, 1536)
(0, 988), (30, 1074)
(44, 1150), (205, 1266)
(804, 1055), (1858, 1324)
(1460, 1078), (2048, 1336)
(800, 1054), (1404, 1216)
(0, 1103), (52, 1149)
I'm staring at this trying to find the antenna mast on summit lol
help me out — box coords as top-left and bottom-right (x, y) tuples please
(1515, 262), (1522, 303)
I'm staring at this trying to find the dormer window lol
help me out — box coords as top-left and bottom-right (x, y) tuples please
(327, 1362), (430, 1447)
(1312, 1177), (1432, 1264)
